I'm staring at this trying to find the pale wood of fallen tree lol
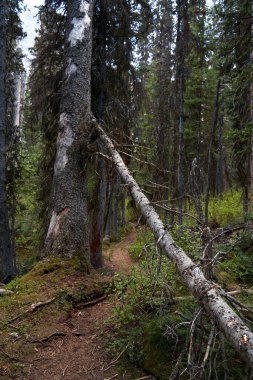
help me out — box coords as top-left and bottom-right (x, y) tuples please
(0, 289), (13, 295)
(96, 122), (253, 369)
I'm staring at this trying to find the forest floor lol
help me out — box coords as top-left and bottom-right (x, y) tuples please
(0, 229), (154, 380)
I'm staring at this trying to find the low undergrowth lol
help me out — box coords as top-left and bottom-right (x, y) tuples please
(106, 226), (253, 379)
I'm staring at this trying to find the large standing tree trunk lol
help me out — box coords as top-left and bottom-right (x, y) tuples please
(0, 1), (15, 281)
(96, 123), (253, 369)
(45, 0), (94, 260)
(250, 0), (253, 211)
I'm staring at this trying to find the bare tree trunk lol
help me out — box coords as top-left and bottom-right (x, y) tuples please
(216, 86), (224, 196)
(170, 123), (177, 225)
(90, 151), (107, 268)
(96, 123), (253, 369)
(243, 185), (249, 220)
(178, 74), (185, 227)
(104, 181), (113, 238)
(205, 79), (221, 225)
(113, 174), (120, 234)
(45, 0), (94, 261)
(10, 71), (24, 274)
(0, 1), (15, 281)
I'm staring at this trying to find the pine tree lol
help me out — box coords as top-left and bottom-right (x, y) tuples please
(0, 0), (24, 281)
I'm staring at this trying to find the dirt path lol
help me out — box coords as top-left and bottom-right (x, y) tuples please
(28, 230), (151, 380)
(105, 229), (137, 274)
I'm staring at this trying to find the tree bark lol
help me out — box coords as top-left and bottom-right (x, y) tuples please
(250, 0), (253, 211)
(0, 1), (15, 281)
(205, 79), (221, 225)
(90, 148), (107, 268)
(96, 122), (253, 369)
(216, 86), (224, 196)
(45, 0), (94, 260)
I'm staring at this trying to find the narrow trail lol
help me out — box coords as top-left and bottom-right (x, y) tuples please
(28, 229), (151, 380)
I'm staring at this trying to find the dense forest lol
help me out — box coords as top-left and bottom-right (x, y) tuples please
(0, 0), (253, 379)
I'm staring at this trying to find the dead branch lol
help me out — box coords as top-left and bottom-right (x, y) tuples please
(0, 347), (23, 362)
(203, 224), (251, 258)
(8, 297), (55, 324)
(103, 345), (129, 372)
(200, 324), (216, 373)
(31, 331), (66, 344)
(118, 150), (171, 175)
(75, 294), (107, 309)
(151, 202), (201, 223)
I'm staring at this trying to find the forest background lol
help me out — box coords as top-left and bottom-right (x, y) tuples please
(0, 0), (253, 379)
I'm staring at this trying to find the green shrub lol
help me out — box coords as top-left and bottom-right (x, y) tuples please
(219, 232), (253, 286)
(208, 189), (245, 227)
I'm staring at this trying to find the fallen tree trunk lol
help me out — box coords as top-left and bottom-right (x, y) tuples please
(95, 123), (253, 369)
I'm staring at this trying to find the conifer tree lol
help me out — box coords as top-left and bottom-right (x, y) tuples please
(45, 0), (95, 260)
(0, 0), (24, 281)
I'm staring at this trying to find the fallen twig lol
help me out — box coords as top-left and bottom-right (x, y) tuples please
(0, 347), (22, 362)
(31, 331), (66, 344)
(76, 294), (107, 309)
(8, 297), (56, 324)
(104, 345), (129, 372)
(105, 375), (118, 380)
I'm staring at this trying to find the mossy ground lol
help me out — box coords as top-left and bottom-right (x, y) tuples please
(0, 257), (112, 379)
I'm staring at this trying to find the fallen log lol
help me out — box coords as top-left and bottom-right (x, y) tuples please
(96, 122), (253, 369)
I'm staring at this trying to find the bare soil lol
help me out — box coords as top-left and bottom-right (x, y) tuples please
(20, 229), (152, 380)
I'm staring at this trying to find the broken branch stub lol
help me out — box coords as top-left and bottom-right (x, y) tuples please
(95, 123), (253, 369)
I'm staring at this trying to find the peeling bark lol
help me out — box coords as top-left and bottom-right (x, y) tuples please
(45, 0), (95, 259)
(96, 123), (253, 369)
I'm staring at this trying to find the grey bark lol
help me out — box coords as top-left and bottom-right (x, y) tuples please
(45, 0), (94, 260)
(113, 175), (120, 234)
(250, 0), (253, 211)
(216, 87), (224, 196)
(96, 123), (253, 369)
(0, 1), (15, 281)
(205, 79), (221, 225)
(10, 71), (25, 274)
(90, 147), (107, 268)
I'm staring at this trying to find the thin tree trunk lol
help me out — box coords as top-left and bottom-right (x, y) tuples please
(113, 175), (120, 234)
(170, 124), (176, 225)
(216, 86), (224, 196)
(45, 0), (94, 260)
(178, 73), (185, 226)
(243, 185), (249, 220)
(10, 72), (23, 274)
(120, 191), (126, 227)
(90, 149), (107, 268)
(96, 122), (253, 369)
(0, 1), (15, 281)
(205, 79), (221, 225)
(104, 182), (113, 238)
